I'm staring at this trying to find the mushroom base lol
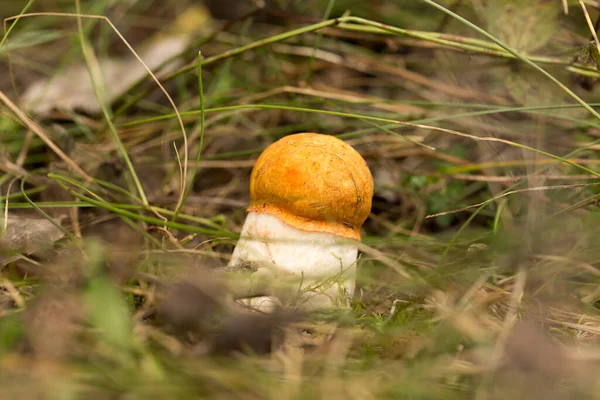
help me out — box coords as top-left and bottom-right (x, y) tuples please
(229, 212), (358, 310)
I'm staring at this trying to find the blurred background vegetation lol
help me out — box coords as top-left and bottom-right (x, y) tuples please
(3, 0), (600, 398)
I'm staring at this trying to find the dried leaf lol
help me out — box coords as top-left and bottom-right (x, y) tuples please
(20, 4), (212, 115)
(573, 41), (600, 71)
(504, 66), (588, 128)
(21, 35), (189, 115)
(480, 0), (559, 52)
(504, 67), (559, 106)
(0, 215), (65, 266)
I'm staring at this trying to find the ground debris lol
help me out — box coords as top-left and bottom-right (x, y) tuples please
(0, 215), (65, 267)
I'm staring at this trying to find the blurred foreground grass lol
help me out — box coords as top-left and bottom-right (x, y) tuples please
(3, 0), (600, 398)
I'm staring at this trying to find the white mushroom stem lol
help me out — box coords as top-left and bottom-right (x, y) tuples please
(229, 212), (358, 310)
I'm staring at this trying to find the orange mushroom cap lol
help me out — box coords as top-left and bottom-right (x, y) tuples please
(248, 133), (374, 240)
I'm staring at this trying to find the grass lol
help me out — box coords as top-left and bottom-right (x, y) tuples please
(2, 0), (600, 398)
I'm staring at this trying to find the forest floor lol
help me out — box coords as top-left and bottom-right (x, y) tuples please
(2, 1), (600, 398)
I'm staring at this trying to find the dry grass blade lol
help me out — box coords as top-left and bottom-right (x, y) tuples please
(395, 119), (600, 177)
(426, 181), (600, 218)
(579, 0), (600, 55)
(3, 2), (600, 398)
(4, 11), (189, 209)
(0, 90), (92, 181)
(474, 267), (527, 400)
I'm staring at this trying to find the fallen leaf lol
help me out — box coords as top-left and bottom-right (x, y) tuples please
(0, 215), (65, 266)
(21, 35), (189, 115)
(478, 0), (559, 52)
(20, 4), (212, 115)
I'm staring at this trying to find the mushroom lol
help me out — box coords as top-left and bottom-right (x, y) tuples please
(228, 133), (373, 310)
